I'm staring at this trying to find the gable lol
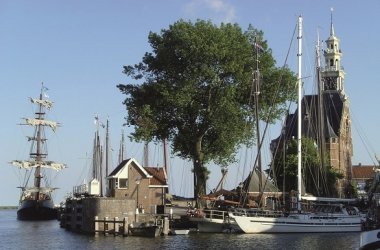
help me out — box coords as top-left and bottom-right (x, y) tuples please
(107, 158), (152, 179)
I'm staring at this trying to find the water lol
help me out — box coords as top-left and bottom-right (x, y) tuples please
(0, 209), (361, 250)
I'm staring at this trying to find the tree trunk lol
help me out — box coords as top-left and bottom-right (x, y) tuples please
(193, 136), (207, 208)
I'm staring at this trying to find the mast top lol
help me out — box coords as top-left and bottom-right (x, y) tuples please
(40, 82), (49, 99)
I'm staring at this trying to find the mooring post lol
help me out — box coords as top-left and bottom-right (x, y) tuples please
(104, 217), (108, 235)
(114, 217), (118, 236)
(94, 216), (99, 236)
(163, 216), (169, 235)
(123, 217), (128, 237)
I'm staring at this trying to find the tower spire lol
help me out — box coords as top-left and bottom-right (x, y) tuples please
(330, 7), (335, 37)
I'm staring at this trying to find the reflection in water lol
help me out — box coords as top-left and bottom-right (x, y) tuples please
(0, 209), (360, 250)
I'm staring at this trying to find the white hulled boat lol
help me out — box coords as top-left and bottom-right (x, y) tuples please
(228, 16), (363, 233)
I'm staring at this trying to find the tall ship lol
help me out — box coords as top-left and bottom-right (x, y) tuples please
(10, 84), (66, 220)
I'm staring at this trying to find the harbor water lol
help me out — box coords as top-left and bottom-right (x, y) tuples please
(0, 209), (361, 250)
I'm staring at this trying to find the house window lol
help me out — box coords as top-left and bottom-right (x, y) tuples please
(119, 178), (128, 188)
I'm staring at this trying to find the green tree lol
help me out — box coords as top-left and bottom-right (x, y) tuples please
(271, 137), (343, 196)
(117, 20), (296, 206)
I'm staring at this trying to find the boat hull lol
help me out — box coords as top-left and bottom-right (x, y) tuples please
(230, 213), (362, 233)
(128, 223), (162, 237)
(17, 199), (57, 221)
(189, 210), (241, 233)
(169, 229), (190, 235)
(360, 229), (380, 250)
(190, 217), (226, 233)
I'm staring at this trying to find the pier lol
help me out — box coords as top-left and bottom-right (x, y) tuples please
(59, 196), (188, 236)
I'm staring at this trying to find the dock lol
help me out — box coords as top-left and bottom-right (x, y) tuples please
(59, 196), (192, 236)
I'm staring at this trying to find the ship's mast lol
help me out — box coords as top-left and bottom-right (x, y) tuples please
(105, 119), (109, 177)
(254, 36), (263, 199)
(316, 31), (326, 195)
(33, 85), (45, 200)
(297, 15), (303, 212)
(118, 130), (125, 164)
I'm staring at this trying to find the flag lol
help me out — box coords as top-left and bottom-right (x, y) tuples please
(253, 42), (265, 53)
(42, 86), (49, 98)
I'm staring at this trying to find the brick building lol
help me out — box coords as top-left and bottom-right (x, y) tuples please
(352, 164), (375, 198)
(106, 158), (168, 213)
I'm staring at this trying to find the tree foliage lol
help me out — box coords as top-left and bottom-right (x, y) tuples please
(117, 20), (296, 205)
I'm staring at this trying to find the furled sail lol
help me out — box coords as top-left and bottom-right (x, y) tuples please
(18, 186), (57, 193)
(11, 160), (66, 171)
(29, 97), (53, 110)
(23, 118), (58, 131)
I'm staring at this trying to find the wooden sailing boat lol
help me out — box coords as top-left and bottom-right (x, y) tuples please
(73, 116), (107, 197)
(10, 84), (66, 220)
(229, 16), (363, 233)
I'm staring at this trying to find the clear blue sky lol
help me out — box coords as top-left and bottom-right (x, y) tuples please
(1, 0), (379, 206)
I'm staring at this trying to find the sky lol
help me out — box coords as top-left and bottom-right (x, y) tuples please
(1, 0), (380, 206)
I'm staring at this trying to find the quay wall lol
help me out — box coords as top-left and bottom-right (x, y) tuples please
(62, 197), (136, 234)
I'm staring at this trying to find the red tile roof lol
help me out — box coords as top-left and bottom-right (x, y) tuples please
(144, 167), (167, 186)
(352, 165), (374, 179)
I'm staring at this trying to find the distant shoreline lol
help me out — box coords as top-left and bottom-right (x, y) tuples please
(0, 206), (18, 209)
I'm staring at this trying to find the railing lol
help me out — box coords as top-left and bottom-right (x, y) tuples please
(94, 216), (129, 236)
(322, 65), (344, 72)
(203, 209), (228, 220)
(73, 184), (88, 196)
(230, 208), (285, 218)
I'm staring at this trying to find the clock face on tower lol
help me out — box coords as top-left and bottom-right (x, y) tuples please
(323, 76), (337, 90)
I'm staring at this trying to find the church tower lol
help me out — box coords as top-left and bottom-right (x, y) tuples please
(322, 11), (345, 95)
(321, 10), (353, 197)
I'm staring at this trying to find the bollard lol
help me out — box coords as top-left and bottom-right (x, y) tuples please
(163, 217), (169, 235)
(114, 217), (119, 236)
(104, 217), (108, 235)
(94, 216), (99, 236)
(123, 217), (128, 237)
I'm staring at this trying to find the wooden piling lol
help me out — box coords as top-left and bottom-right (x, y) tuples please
(163, 217), (169, 235)
(94, 216), (99, 236)
(114, 217), (118, 236)
(104, 217), (108, 235)
(123, 217), (128, 237)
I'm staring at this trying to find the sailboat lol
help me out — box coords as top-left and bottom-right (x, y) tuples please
(188, 167), (241, 233)
(10, 84), (66, 220)
(228, 16), (363, 233)
(359, 164), (380, 249)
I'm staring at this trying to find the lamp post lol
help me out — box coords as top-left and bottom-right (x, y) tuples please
(135, 177), (141, 222)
